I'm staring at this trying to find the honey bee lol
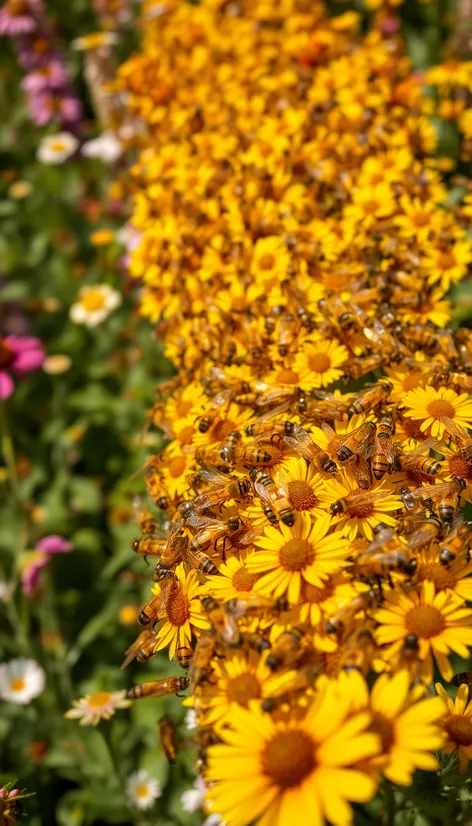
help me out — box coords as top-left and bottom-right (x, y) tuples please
(133, 496), (160, 535)
(128, 676), (190, 700)
(341, 629), (376, 675)
(159, 715), (178, 763)
(191, 465), (252, 512)
(298, 390), (349, 421)
(365, 522), (402, 554)
(395, 437), (442, 478)
(350, 452), (372, 490)
(282, 422), (337, 473)
(354, 550), (417, 577)
(191, 516), (242, 556)
(184, 541), (219, 575)
(330, 490), (389, 516)
(191, 631), (218, 688)
(326, 592), (374, 637)
(372, 414), (396, 480)
(225, 594), (288, 618)
(219, 430), (242, 462)
(266, 627), (305, 672)
(439, 520), (472, 565)
(443, 416), (472, 461)
(343, 354), (384, 381)
(159, 530), (190, 570)
(277, 312), (298, 356)
(398, 633), (420, 670)
(348, 381), (393, 417)
(196, 385), (236, 433)
(176, 645), (193, 669)
(336, 421), (376, 463)
(132, 536), (167, 560)
(254, 382), (300, 410)
(250, 468), (295, 526)
(406, 517), (442, 552)
(401, 479), (466, 523)
(145, 464), (166, 507)
(121, 628), (157, 669)
(363, 319), (400, 359)
(202, 596), (241, 647)
(138, 571), (177, 626)
(452, 672), (472, 688)
(401, 323), (438, 351)
(261, 663), (321, 711)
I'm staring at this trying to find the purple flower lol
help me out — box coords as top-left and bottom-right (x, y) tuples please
(16, 33), (57, 70)
(0, 0), (43, 36)
(22, 59), (68, 92)
(0, 335), (45, 400)
(28, 89), (82, 126)
(36, 535), (72, 554)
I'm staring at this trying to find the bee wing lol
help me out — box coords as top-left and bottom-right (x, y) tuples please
(121, 638), (141, 670)
(198, 463), (231, 485)
(366, 527), (396, 553)
(321, 422), (337, 440)
(411, 481), (453, 498)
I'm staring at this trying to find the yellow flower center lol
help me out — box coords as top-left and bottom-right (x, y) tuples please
(437, 251), (456, 271)
(262, 730), (316, 789)
(406, 605), (444, 638)
(279, 538), (314, 571)
(412, 210), (430, 227)
(274, 369), (299, 385)
(212, 419), (236, 442)
(176, 399), (193, 417)
(402, 371), (424, 392)
(10, 677), (26, 692)
(81, 291), (106, 312)
(302, 579), (334, 603)
(136, 784), (150, 798)
(49, 141), (67, 152)
(308, 352), (331, 374)
(426, 399), (455, 420)
(168, 455), (187, 477)
(362, 199), (380, 216)
(166, 589), (190, 626)
(226, 673), (261, 706)
(445, 715), (472, 746)
(370, 711), (395, 753)
(416, 564), (455, 590)
(232, 566), (257, 592)
(288, 480), (319, 511)
(258, 254), (276, 271)
(87, 691), (112, 707)
(177, 425), (194, 445)
(448, 455), (472, 481)
(401, 417), (426, 441)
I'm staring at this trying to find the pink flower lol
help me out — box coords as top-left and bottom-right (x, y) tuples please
(22, 60), (68, 92)
(36, 534), (72, 554)
(21, 535), (73, 593)
(28, 89), (82, 126)
(0, 788), (22, 826)
(0, 0), (43, 36)
(0, 335), (45, 400)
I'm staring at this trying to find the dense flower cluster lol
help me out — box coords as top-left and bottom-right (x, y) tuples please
(115, 2), (472, 825)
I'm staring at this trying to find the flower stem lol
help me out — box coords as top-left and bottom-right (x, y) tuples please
(0, 401), (20, 503)
(384, 781), (396, 826)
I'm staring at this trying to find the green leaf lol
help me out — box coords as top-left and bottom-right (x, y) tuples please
(66, 594), (123, 666)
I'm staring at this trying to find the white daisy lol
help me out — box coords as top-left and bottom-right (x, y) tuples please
(185, 708), (197, 730)
(0, 580), (15, 602)
(181, 776), (206, 813)
(0, 658), (45, 705)
(69, 285), (121, 327)
(81, 132), (122, 164)
(37, 133), (79, 165)
(126, 770), (161, 810)
(65, 690), (130, 726)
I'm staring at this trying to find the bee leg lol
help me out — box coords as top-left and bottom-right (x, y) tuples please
(387, 573), (394, 589)
(375, 575), (384, 599)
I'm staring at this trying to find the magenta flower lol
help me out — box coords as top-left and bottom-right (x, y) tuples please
(21, 535), (73, 594)
(22, 60), (68, 92)
(36, 534), (73, 554)
(0, 335), (45, 400)
(0, 0), (43, 36)
(0, 788), (22, 826)
(28, 89), (82, 126)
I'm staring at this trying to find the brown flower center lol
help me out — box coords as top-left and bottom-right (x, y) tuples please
(445, 715), (472, 746)
(412, 211), (431, 228)
(362, 199), (380, 216)
(437, 252), (456, 271)
(262, 730), (316, 789)
(416, 565), (455, 590)
(406, 604), (444, 638)
(87, 691), (112, 707)
(426, 400), (455, 420)
(402, 371), (424, 392)
(402, 418), (426, 440)
(308, 352), (331, 374)
(370, 711), (395, 753)
(177, 425), (194, 445)
(168, 455), (187, 477)
(166, 590), (190, 626)
(226, 673), (261, 706)
(258, 254), (276, 271)
(448, 455), (472, 481)
(302, 578), (334, 603)
(279, 538), (314, 571)
(0, 339), (13, 369)
(274, 369), (299, 385)
(288, 480), (319, 511)
(212, 419), (236, 442)
(232, 566), (257, 592)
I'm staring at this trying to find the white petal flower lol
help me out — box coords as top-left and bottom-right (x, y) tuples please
(0, 658), (45, 705)
(126, 770), (161, 810)
(37, 133), (79, 165)
(81, 133), (123, 164)
(185, 708), (197, 730)
(65, 690), (130, 726)
(69, 285), (122, 327)
(181, 776), (206, 813)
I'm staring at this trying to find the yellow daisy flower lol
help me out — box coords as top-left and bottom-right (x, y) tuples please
(423, 241), (472, 290)
(275, 458), (328, 519)
(375, 580), (472, 682)
(415, 546), (472, 602)
(340, 670), (445, 786)
(402, 386), (472, 439)
(436, 682), (472, 773)
(206, 556), (261, 602)
(247, 513), (348, 603)
(196, 649), (274, 726)
(160, 444), (193, 498)
(293, 338), (349, 390)
(317, 475), (400, 540)
(295, 571), (364, 628)
(153, 564), (210, 660)
(205, 683), (380, 826)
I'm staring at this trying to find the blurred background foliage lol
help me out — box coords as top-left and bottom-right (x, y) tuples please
(0, 0), (472, 824)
